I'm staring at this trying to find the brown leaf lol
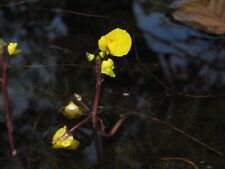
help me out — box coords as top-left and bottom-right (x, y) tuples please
(173, 0), (225, 35)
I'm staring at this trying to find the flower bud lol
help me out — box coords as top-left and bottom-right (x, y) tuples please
(7, 42), (21, 56)
(63, 101), (83, 119)
(86, 52), (95, 62)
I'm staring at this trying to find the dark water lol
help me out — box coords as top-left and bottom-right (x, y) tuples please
(0, 0), (225, 168)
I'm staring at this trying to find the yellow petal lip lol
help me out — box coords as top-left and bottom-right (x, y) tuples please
(101, 58), (116, 77)
(63, 101), (83, 119)
(7, 42), (18, 55)
(52, 126), (80, 150)
(98, 28), (132, 57)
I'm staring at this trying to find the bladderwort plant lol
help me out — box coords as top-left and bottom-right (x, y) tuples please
(0, 40), (23, 169)
(51, 28), (132, 156)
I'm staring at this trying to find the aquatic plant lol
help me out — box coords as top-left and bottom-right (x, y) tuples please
(51, 28), (132, 151)
(0, 40), (23, 169)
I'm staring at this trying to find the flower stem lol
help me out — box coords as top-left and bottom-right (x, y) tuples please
(0, 47), (23, 169)
(69, 115), (91, 133)
(91, 61), (103, 165)
(91, 61), (102, 128)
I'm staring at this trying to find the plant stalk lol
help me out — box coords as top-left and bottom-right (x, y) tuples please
(91, 61), (102, 128)
(0, 47), (23, 169)
(91, 61), (103, 166)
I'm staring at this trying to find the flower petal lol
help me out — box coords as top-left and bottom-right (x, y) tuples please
(52, 126), (80, 150)
(98, 28), (132, 57)
(101, 58), (116, 77)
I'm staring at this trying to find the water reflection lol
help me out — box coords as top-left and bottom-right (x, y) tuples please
(1, 0), (225, 169)
(0, 1), (68, 117)
(133, 0), (225, 91)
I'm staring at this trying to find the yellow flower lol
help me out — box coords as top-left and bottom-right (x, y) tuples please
(52, 126), (80, 150)
(7, 42), (21, 56)
(98, 28), (132, 57)
(63, 101), (83, 119)
(101, 58), (115, 77)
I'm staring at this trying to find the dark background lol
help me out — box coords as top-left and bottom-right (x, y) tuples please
(0, 0), (225, 168)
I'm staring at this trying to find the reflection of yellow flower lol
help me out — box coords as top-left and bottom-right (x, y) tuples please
(101, 58), (115, 77)
(98, 28), (132, 57)
(52, 126), (80, 150)
(7, 42), (21, 56)
(63, 101), (83, 119)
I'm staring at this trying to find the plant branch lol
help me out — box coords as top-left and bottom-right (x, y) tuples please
(150, 116), (225, 158)
(159, 157), (199, 169)
(97, 115), (127, 137)
(69, 115), (92, 133)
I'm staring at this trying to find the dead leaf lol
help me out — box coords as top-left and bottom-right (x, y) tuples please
(173, 0), (225, 35)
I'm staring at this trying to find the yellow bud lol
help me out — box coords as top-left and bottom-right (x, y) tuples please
(7, 42), (21, 56)
(63, 101), (83, 119)
(86, 52), (95, 62)
(98, 51), (105, 58)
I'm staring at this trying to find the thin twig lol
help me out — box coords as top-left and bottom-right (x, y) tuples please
(69, 115), (91, 133)
(7, 63), (81, 68)
(159, 157), (199, 169)
(98, 115), (127, 137)
(110, 106), (225, 159)
(53, 115), (92, 143)
(150, 116), (225, 158)
(0, 0), (35, 7)
(34, 7), (106, 18)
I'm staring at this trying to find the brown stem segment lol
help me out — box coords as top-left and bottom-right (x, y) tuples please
(98, 115), (127, 137)
(0, 47), (23, 169)
(159, 157), (199, 169)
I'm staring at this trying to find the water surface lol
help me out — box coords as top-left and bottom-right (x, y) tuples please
(1, 0), (225, 169)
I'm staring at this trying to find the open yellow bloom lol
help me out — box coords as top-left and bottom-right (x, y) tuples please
(7, 42), (21, 56)
(52, 126), (80, 150)
(98, 28), (132, 57)
(63, 101), (83, 119)
(101, 58), (115, 77)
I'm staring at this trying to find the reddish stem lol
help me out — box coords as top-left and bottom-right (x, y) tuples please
(1, 59), (16, 152)
(1, 49), (23, 169)
(69, 115), (92, 133)
(91, 61), (102, 128)
(64, 61), (102, 139)
(90, 61), (103, 164)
